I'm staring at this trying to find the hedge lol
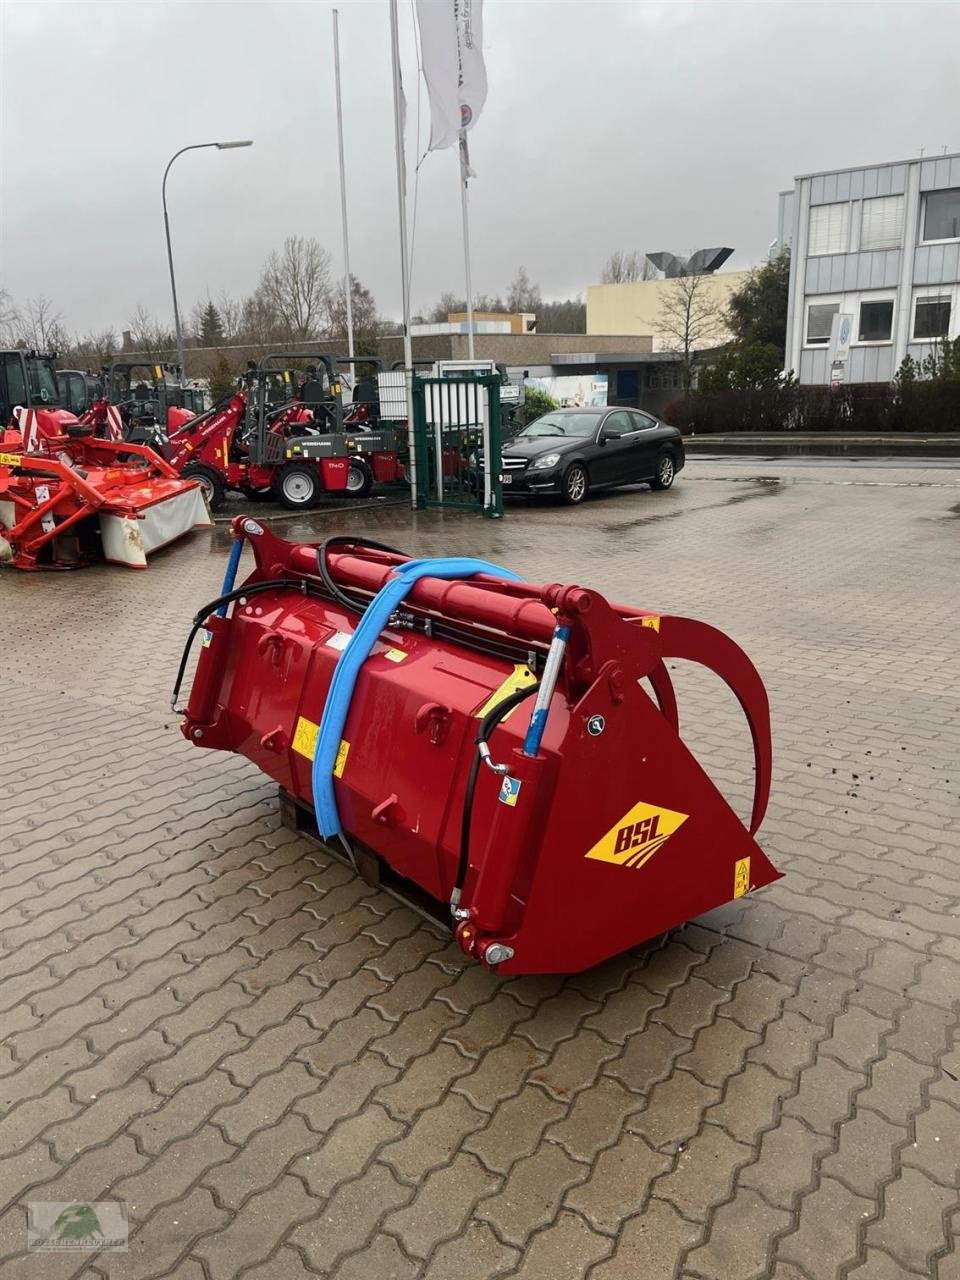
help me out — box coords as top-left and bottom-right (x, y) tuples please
(664, 381), (960, 434)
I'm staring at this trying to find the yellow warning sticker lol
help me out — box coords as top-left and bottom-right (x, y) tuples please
(584, 800), (688, 871)
(640, 616), (661, 631)
(733, 857), (751, 898)
(475, 664), (537, 720)
(383, 648), (407, 663)
(0, 452), (23, 467)
(292, 716), (319, 760)
(292, 716), (351, 777)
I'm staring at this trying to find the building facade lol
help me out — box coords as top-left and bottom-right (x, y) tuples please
(782, 151), (960, 384)
(586, 272), (750, 348)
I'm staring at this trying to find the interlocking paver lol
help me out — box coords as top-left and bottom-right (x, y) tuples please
(419, 1219), (519, 1280)
(382, 1093), (487, 1181)
(211, 1060), (316, 1145)
(656, 1122), (755, 1221)
(777, 1176), (875, 1276)
(290, 1162), (412, 1268)
(114, 1128), (236, 1219)
(464, 1085), (566, 1174)
(293, 1103), (403, 1196)
(194, 1175), (317, 1280)
(564, 1131), (671, 1232)
(508, 1210), (613, 1279)
(385, 1151), (500, 1259)
(685, 1186), (791, 1279)
(590, 1197), (702, 1279)
(476, 1142), (586, 1245)
(4, 463), (960, 1279)
(866, 1167), (958, 1272)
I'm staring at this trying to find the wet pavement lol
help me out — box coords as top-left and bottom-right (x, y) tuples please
(2, 457), (959, 1279)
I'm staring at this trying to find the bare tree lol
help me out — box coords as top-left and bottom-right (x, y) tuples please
(506, 266), (541, 314)
(601, 250), (657, 284)
(13, 295), (69, 351)
(255, 235), (332, 341)
(215, 291), (244, 344)
(657, 270), (725, 391)
(66, 329), (119, 369)
(0, 288), (19, 344)
(127, 305), (176, 359)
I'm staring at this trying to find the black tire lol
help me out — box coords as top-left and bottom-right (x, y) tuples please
(272, 461), (320, 510)
(342, 457), (374, 498)
(560, 462), (588, 505)
(181, 461), (225, 510)
(651, 451), (676, 490)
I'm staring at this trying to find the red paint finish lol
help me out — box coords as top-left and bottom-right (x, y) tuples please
(181, 520), (781, 974)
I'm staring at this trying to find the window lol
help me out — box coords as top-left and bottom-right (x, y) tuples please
(922, 189), (960, 242)
(806, 302), (839, 344)
(808, 202), (850, 256)
(858, 300), (894, 342)
(914, 297), (951, 340)
(602, 411), (635, 436)
(860, 195), (904, 250)
(628, 411), (658, 430)
(3, 355), (27, 408)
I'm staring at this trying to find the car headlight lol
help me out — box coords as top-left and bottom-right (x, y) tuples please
(531, 453), (561, 470)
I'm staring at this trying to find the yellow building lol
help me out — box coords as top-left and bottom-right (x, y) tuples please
(586, 272), (751, 348)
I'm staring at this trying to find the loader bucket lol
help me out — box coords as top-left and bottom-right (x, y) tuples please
(0, 418), (211, 570)
(177, 520), (781, 974)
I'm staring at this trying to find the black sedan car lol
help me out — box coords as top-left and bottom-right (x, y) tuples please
(492, 406), (684, 504)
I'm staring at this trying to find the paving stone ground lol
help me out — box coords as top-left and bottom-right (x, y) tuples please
(2, 457), (959, 1279)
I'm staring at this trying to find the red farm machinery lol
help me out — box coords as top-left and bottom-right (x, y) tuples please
(176, 519), (781, 974)
(0, 349), (210, 570)
(77, 362), (200, 452)
(163, 353), (400, 510)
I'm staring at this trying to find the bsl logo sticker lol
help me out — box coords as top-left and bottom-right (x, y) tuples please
(585, 801), (688, 870)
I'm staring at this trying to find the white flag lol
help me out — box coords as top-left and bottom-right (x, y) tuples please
(415, 0), (487, 152)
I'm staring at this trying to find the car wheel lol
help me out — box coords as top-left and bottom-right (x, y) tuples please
(342, 457), (374, 498)
(181, 461), (225, 510)
(560, 462), (588, 505)
(651, 451), (676, 490)
(272, 462), (320, 509)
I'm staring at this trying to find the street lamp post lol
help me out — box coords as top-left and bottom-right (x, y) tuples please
(162, 140), (253, 385)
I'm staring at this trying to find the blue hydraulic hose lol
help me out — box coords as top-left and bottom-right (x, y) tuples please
(311, 557), (523, 839)
(216, 538), (244, 617)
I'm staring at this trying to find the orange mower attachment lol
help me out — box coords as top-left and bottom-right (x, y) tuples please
(0, 408), (211, 570)
(176, 519), (781, 974)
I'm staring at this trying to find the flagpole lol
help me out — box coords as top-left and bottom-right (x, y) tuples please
(332, 9), (354, 360)
(389, 0), (417, 509)
(458, 131), (476, 360)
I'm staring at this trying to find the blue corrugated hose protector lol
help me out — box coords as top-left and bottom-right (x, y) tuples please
(312, 557), (524, 839)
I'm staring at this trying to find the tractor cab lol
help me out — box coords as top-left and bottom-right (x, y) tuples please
(56, 369), (103, 417)
(0, 351), (67, 425)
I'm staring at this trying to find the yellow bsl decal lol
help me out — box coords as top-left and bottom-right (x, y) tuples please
(475, 664), (537, 720)
(292, 715), (350, 777)
(585, 800), (688, 870)
(733, 857), (751, 898)
(0, 452), (23, 467)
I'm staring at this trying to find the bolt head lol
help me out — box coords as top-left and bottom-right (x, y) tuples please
(483, 942), (514, 966)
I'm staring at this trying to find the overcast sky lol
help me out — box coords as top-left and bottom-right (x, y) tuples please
(2, 0), (958, 336)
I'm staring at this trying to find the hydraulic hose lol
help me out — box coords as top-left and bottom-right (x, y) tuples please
(316, 534), (404, 616)
(170, 576), (319, 713)
(453, 680), (541, 913)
